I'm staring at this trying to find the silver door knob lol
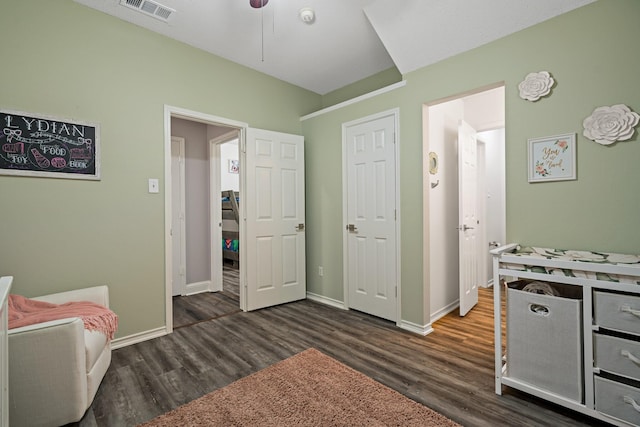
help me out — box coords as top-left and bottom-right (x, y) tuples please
(295, 223), (305, 231)
(346, 224), (358, 232)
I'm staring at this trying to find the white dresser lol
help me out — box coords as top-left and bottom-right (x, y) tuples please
(492, 245), (640, 427)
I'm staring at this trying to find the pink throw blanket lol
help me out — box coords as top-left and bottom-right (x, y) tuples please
(8, 294), (118, 340)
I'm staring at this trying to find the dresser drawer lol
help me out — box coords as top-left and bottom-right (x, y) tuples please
(595, 334), (640, 382)
(594, 291), (640, 335)
(595, 376), (640, 426)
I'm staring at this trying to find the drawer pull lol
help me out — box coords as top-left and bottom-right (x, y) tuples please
(624, 395), (640, 413)
(621, 305), (640, 318)
(621, 350), (640, 366)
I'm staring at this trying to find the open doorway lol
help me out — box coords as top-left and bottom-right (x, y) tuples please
(423, 84), (506, 326)
(170, 130), (242, 330)
(164, 106), (248, 332)
(164, 105), (307, 333)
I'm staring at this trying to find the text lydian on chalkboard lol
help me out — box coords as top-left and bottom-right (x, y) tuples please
(0, 109), (100, 180)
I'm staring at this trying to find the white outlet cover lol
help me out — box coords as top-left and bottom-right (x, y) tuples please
(148, 178), (159, 193)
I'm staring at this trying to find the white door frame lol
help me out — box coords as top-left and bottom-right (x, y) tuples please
(164, 105), (248, 333)
(209, 130), (241, 294)
(476, 140), (488, 287)
(171, 136), (187, 296)
(341, 108), (401, 325)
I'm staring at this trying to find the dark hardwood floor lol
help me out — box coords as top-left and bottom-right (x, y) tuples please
(172, 264), (240, 329)
(72, 273), (605, 427)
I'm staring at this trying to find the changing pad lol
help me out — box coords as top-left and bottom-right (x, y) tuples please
(502, 246), (640, 285)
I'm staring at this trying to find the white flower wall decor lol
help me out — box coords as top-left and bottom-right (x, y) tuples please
(583, 104), (640, 145)
(518, 71), (555, 101)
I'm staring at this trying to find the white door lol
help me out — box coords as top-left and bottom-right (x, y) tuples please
(345, 113), (397, 322)
(245, 128), (306, 311)
(171, 137), (186, 296)
(458, 120), (479, 316)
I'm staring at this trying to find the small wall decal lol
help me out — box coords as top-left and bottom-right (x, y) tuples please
(228, 159), (239, 173)
(583, 104), (640, 145)
(518, 71), (555, 102)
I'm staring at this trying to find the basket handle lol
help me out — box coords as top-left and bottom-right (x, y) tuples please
(624, 395), (640, 413)
(621, 305), (640, 318)
(622, 350), (640, 366)
(529, 304), (549, 316)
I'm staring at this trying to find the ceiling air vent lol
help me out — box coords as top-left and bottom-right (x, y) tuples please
(120, 0), (175, 22)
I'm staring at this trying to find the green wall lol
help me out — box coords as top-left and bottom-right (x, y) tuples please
(2, 0), (638, 338)
(0, 0), (320, 338)
(302, 0), (640, 325)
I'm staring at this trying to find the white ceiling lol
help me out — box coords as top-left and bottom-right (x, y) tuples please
(73, 0), (596, 95)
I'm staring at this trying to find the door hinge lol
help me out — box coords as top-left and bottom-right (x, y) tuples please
(395, 286), (397, 297)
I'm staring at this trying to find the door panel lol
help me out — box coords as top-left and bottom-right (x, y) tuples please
(346, 114), (397, 321)
(245, 129), (305, 311)
(458, 120), (479, 316)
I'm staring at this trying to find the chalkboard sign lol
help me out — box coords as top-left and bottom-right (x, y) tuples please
(0, 109), (100, 180)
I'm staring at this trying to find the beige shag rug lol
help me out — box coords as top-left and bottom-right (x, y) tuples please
(139, 348), (460, 427)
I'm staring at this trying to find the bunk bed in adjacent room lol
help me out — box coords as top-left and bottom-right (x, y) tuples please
(221, 190), (240, 267)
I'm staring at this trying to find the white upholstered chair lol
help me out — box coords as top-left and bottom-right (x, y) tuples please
(8, 285), (113, 427)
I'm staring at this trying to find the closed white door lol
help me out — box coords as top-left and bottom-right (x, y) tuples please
(171, 137), (186, 296)
(458, 120), (479, 316)
(245, 128), (305, 311)
(345, 113), (397, 321)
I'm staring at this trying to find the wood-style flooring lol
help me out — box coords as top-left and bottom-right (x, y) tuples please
(172, 264), (240, 329)
(71, 269), (605, 427)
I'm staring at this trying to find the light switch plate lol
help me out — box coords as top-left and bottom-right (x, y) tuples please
(148, 178), (159, 193)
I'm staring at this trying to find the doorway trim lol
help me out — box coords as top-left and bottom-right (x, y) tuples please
(170, 136), (187, 296)
(341, 108), (402, 326)
(209, 130), (240, 294)
(164, 105), (248, 333)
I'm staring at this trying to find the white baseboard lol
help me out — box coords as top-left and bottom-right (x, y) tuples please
(430, 299), (459, 324)
(306, 292), (347, 310)
(307, 292), (434, 336)
(398, 319), (434, 336)
(186, 280), (211, 295)
(111, 326), (167, 350)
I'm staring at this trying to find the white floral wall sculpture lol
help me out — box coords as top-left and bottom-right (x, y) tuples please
(518, 71), (555, 101)
(583, 104), (640, 145)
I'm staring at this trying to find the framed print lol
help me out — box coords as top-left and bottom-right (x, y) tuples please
(528, 133), (576, 183)
(228, 159), (239, 174)
(0, 109), (100, 180)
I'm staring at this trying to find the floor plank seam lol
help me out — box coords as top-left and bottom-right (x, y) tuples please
(173, 309), (243, 330)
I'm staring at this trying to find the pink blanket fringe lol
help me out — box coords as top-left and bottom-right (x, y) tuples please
(8, 294), (118, 340)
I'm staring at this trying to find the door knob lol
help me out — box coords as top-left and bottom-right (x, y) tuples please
(346, 224), (358, 232)
(295, 223), (305, 231)
(457, 224), (474, 231)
